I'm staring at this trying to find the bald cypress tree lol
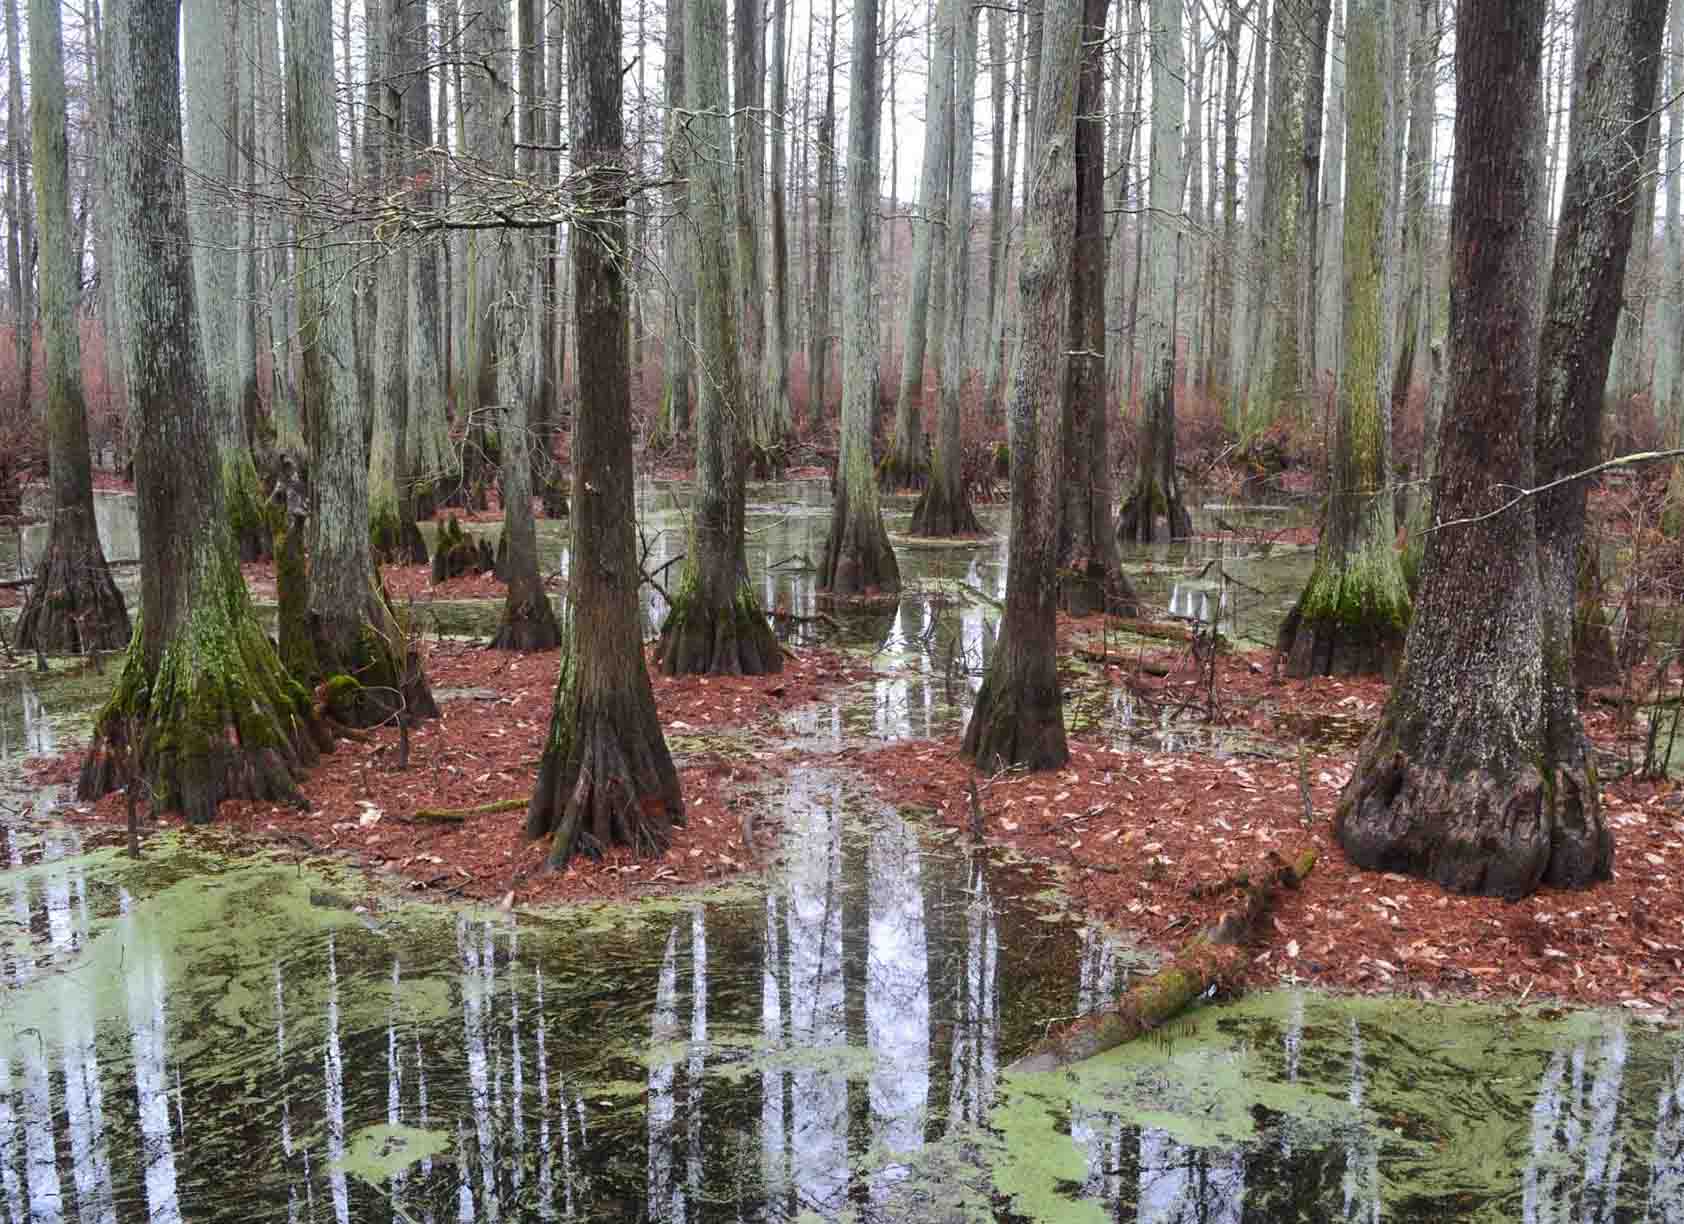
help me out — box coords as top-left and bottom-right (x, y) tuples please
(78, 0), (317, 823)
(526, 0), (685, 866)
(962, 0), (1080, 772)
(14, 0), (130, 655)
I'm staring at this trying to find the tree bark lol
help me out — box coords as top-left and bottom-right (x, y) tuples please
(79, 0), (318, 823)
(1243, 0), (1306, 430)
(657, 0), (782, 675)
(1294, 0), (1332, 405)
(1054, 0), (1135, 615)
(910, 0), (982, 539)
(962, 0), (1079, 774)
(1279, 0), (1409, 679)
(1117, 0), (1191, 543)
(4, 0), (33, 426)
(490, 303), (561, 651)
(528, 0), (685, 866)
(183, 0), (268, 560)
(765, 0), (794, 454)
(1337, 0), (1562, 898)
(819, 0), (900, 596)
(885, 0), (958, 490)
(658, 0), (693, 442)
(14, 0), (130, 655)
(805, 0), (840, 427)
(734, 0), (777, 470)
(291, 0), (436, 728)
(1532, 0), (1667, 886)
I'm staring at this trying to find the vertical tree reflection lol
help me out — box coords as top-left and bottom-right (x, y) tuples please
(866, 808), (930, 1202)
(1072, 925), (1125, 1206)
(1523, 1024), (1629, 1223)
(647, 923), (682, 1222)
(946, 858), (997, 1127)
(458, 918), (501, 1220)
(323, 937), (349, 1224)
(782, 773), (848, 1215)
(1647, 1050), (1684, 1220)
(120, 891), (181, 1224)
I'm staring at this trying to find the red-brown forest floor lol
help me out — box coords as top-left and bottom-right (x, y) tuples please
(18, 600), (1684, 1020)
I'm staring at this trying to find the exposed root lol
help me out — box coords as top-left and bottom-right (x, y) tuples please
(657, 581), (782, 676)
(13, 510), (131, 656)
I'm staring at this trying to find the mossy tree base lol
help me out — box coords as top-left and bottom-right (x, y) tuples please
(14, 509), (131, 655)
(1116, 479), (1192, 545)
(1277, 557), (1409, 679)
(820, 483), (902, 596)
(78, 600), (318, 824)
(657, 582), (782, 676)
(908, 473), (979, 538)
(309, 589), (440, 729)
(490, 578), (561, 652)
(962, 620), (1067, 773)
(1337, 715), (1610, 897)
(876, 448), (928, 493)
(430, 516), (495, 583)
(525, 648), (685, 867)
(370, 510), (429, 568)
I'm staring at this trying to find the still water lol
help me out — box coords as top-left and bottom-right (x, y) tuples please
(1, 483), (1679, 1221)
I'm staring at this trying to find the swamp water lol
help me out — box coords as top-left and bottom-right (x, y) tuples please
(2, 483), (1680, 1221)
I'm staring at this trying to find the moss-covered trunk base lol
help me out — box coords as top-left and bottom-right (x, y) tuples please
(370, 512), (429, 568)
(14, 509), (132, 655)
(1278, 602), (1405, 677)
(526, 656), (685, 867)
(657, 581), (783, 675)
(908, 472), (979, 537)
(962, 622), (1067, 773)
(310, 588), (440, 729)
(1116, 479), (1193, 544)
(877, 447), (928, 493)
(430, 516), (495, 583)
(1337, 713), (1608, 897)
(820, 482), (902, 596)
(490, 576), (561, 652)
(78, 600), (319, 825)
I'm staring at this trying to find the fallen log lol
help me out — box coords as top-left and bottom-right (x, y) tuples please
(413, 796), (527, 824)
(1007, 846), (1317, 1074)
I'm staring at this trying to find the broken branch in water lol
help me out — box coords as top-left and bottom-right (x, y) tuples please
(1007, 846), (1317, 1073)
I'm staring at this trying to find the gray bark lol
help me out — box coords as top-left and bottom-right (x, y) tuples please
(14, 0), (129, 654)
(5, 0), (33, 421)
(1117, 0), (1190, 543)
(819, 0), (900, 594)
(888, 0), (958, 487)
(660, 0), (693, 438)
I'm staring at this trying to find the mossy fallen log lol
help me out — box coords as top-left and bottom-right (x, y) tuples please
(1008, 847), (1316, 1073)
(413, 796), (528, 824)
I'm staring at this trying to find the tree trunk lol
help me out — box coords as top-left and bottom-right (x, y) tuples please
(1315, 0), (1345, 383)
(1531, 0), (1667, 886)
(911, 0), (982, 539)
(984, 2), (1009, 390)
(183, 0), (268, 560)
(985, 2), (1026, 419)
(14, 0), (130, 655)
(765, 0), (793, 452)
(734, 0), (777, 471)
(257, 0), (303, 462)
(885, 0), (957, 490)
(1337, 0), (1561, 898)
(659, 0), (692, 442)
(290, 0), (436, 729)
(961, 0), (1079, 774)
(1054, 0), (1135, 615)
(527, 0), (685, 866)
(1294, 0), (1332, 405)
(1390, 0), (1440, 424)
(1214, 0), (1246, 404)
(367, 0), (427, 566)
(657, 0), (782, 675)
(78, 0), (318, 824)
(4, 0), (33, 425)
(1279, 0), (1409, 679)
(819, 0), (900, 596)
(805, 0), (839, 427)
(1117, 0), (1191, 543)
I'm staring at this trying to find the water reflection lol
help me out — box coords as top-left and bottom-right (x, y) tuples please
(3, 793), (1682, 1220)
